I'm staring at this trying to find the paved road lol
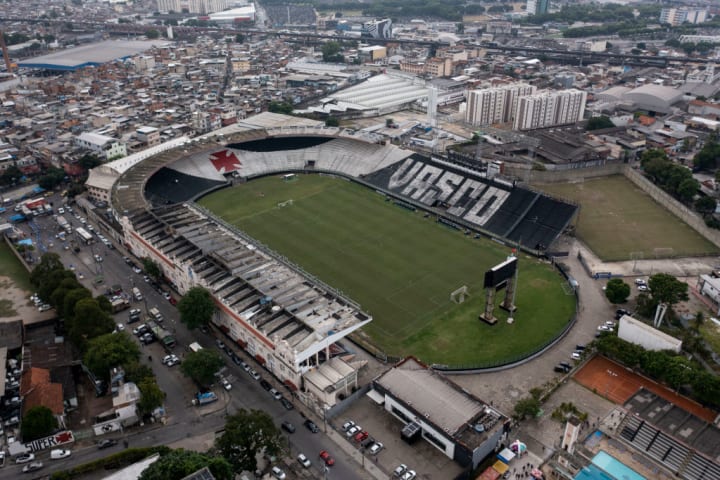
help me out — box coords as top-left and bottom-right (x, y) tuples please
(8, 196), (368, 480)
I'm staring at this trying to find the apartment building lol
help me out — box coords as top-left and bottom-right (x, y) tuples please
(465, 83), (536, 126)
(513, 89), (587, 130)
(660, 7), (707, 26)
(74, 132), (127, 160)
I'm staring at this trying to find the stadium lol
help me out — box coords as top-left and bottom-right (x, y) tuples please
(98, 113), (578, 396)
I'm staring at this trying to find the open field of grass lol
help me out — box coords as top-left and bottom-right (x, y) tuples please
(199, 175), (575, 365)
(537, 175), (718, 262)
(0, 241), (32, 292)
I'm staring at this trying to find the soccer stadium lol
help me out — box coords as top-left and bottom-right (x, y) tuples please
(103, 113), (578, 396)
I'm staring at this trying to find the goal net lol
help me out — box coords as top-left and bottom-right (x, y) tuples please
(450, 285), (469, 304)
(277, 199), (294, 208)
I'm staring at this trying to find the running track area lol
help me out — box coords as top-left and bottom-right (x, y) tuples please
(574, 355), (716, 423)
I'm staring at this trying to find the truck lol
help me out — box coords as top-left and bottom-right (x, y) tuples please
(57, 215), (69, 230)
(9, 214), (25, 223)
(148, 320), (176, 350)
(149, 307), (163, 322)
(192, 391), (218, 406)
(111, 298), (130, 313)
(189, 342), (203, 353)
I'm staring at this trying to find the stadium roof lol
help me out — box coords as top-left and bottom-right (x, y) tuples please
(623, 84), (683, 113)
(18, 40), (165, 71)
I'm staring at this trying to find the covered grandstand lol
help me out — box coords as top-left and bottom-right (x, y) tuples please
(18, 40), (164, 71)
(306, 72), (430, 117)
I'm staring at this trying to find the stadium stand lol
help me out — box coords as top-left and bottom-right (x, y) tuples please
(144, 167), (227, 205)
(264, 4), (317, 27)
(618, 388), (720, 480)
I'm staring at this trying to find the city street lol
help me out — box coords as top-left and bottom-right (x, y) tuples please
(7, 194), (368, 480)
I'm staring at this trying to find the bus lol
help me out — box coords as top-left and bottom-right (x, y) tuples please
(75, 227), (94, 244)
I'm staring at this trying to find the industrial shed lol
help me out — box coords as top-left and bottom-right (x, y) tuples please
(622, 85), (683, 114)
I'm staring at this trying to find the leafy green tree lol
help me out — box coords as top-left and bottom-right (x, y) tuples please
(95, 294), (113, 314)
(30, 253), (64, 289)
(268, 101), (293, 114)
(38, 167), (66, 190)
(50, 277), (83, 317)
(677, 177), (699, 203)
(137, 379), (165, 415)
(586, 116), (615, 131)
(695, 196), (717, 217)
(124, 362), (154, 385)
(605, 278), (630, 304)
(648, 273), (689, 306)
(146, 29), (160, 39)
(325, 117), (339, 127)
(68, 298), (115, 351)
(21, 406), (58, 441)
(84, 332), (140, 381)
(142, 258), (162, 281)
(39, 269), (77, 304)
(513, 396), (541, 420)
(235, 33), (244, 43)
(139, 449), (233, 480)
(215, 409), (282, 473)
(321, 41), (343, 62)
(177, 287), (215, 330)
(62, 288), (92, 320)
(0, 165), (22, 186)
(180, 349), (224, 386)
(79, 153), (102, 170)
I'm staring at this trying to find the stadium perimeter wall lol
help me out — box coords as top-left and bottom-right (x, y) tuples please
(504, 162), (625, 184)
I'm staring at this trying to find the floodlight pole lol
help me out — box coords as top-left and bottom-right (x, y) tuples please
(511, 238), (521, 310)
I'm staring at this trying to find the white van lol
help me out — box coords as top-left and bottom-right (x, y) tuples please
(132, 287), (143, 301)
(149, 307), (163, 322)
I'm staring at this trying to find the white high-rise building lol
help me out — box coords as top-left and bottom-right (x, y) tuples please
(465, 84), (536, 126)
(158, 0), (232, 14)
(513, 89), (587, 131)
(660, 7), (707, 26)
(156, 0), (181, 13)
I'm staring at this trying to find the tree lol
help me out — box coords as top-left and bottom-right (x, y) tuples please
(513, 395), (541, 420)
(137, 379), (165, 415)
(142, 258), (162, 281)
(0, 165), (22, 186)
(79, 153), (102, 170)
(40, 269), (77, 304)
(636, 42), (646, 50)
(22, 406), (58, 441)
(180, 349), (224, 386)
(139, 449), (233, 480)
(677, 177), (699, 203)
(124, 362), (154, 385)
(30, 253), (65, 289)
(605, 278), (630, 304)
(268, 101), (293, 114)
(95, 294), (113, 314)
(235, 33), (244, 43)
(49, 277), (83, 316)
(321, 41), (343, 62)
(146, 29), (160, 39)
(325, 117), (339, 127)
(62, 288), (92, 320)
(586, 116), (615, 130)
(84, 332), (140, 381)
(695, 196), (717, 217)
(177, 287), (215, 330)
(215, 409), (283, 473)
(648, 273), (689, 306)
(38, 167), (66, 190)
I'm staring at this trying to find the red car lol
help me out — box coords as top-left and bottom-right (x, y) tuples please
(319, 450), (335, 466)
(169, 297), (177, 306)
(354, 430), (369, 442)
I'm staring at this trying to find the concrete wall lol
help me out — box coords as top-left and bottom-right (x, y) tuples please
(618, 316), (682, 353)
(507, 162), (625, 184)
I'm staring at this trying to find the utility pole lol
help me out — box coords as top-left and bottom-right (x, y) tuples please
(0, 30), (13, 73)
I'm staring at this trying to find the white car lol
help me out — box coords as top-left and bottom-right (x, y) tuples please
(635, 278), (647, 285)
(38, 304), (52, 312)
(50, 449), (72, 460)
(271, 466), (286, 480)
(571, 351), (582, 360)
(116, 323), (125, 332)
(394, 465), (408, 477)
(57, 208), (64, 214)
(15, 453), (35, 464)
(638, 284), (649, 292)
(346, 425), (361, 438)
(342, 420), (355, 431)
(132, 266), (142, 274)
(402, 470), (417, 480)
(249, 369), (261, 380)
(94, 254), (103, 262)
(269, 388), (282, 400)
(368, 442), (384, 454)
(221, 378), (232, 391)
(297, 453), (311, 468)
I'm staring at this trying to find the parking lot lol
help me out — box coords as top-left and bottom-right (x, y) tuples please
(331, 395), (463, 480)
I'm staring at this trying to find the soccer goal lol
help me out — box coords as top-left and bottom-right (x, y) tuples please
(450, 285), (469, 304)
(277, 199), (294, 208)
(653, 247), (674, 259)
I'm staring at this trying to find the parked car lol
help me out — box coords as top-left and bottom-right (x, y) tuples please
(231, 354), (242, 366)
(162, 354), (180, 366)
(297, 453), (311, 468)
(271, 466), (286, 480)
(402, 470), (417, 480)
(220, 378), (232, 391)
(97, 439), (118, 449)
(269, 388), (282, 400)
(571, 351), (582, 360)
(393, 464), (408, 477)
(342, 420), (355, 431)
(368, 442), (384, 454)
(319, 450), (335, 466)
(346, 425), (361, 438)
(281, 421), (295, 433)
(280, 397), (294, 410)
(260, 380), (272, 391)
(216, 339), (226, 350)
(354, 430), (369, 442)
(304, 419), (319, 433)
(94, 254), (103, 263)
(361, 436), (376, 449)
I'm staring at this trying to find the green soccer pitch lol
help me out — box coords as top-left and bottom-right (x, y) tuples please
(199, 174), (576, 366)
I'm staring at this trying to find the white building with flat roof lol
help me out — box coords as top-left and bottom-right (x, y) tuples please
(465, 83), (536, 126)
(618, 315), (682, 353)
(75, 132), (126, 160)
(513, 89), (587, 130)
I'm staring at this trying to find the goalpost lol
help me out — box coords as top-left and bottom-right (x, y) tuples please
(450, 285), (469, 304)
(277, 199), (294, 208)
